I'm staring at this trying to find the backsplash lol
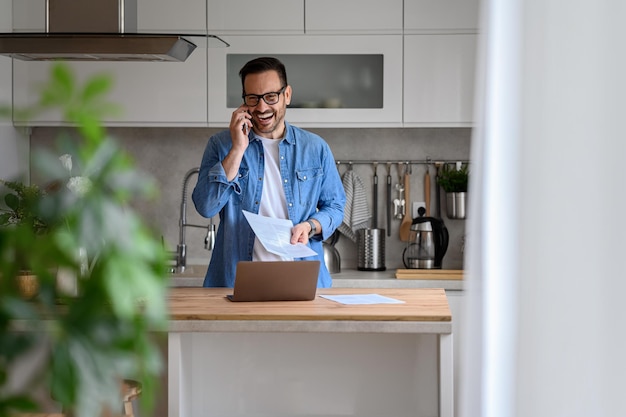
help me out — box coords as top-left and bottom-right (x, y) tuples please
(30, 127), (471, 272)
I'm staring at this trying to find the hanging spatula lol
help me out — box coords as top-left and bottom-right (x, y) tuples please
(425, 165), (431, 217)
(372, 162), (378, 229)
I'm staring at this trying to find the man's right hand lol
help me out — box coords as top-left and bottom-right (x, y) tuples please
(230, 105), (252, 151)
(222, 106), (253, 181)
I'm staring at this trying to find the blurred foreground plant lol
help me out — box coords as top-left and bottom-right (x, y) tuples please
(0, 63), (169, 417)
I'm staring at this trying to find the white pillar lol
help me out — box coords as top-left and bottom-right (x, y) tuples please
(463, 1), (626, 416)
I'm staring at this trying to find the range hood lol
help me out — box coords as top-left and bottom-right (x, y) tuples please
(0, 0), (227, 62)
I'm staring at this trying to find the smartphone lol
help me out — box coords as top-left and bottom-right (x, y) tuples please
(242, 109), (250, 134)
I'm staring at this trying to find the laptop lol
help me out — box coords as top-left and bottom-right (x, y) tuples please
(226, 260), (320, 302)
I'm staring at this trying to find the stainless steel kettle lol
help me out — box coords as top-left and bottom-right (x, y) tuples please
(402, 210), (449, 269)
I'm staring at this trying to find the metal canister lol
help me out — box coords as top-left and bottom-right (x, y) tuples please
(357, 228), (386, 271)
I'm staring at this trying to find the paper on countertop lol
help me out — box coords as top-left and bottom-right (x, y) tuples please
(242, 210), (317, 258)
(319, 294), (405, 305)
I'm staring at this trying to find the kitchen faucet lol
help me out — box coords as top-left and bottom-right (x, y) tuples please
(174, 167), (215, 273)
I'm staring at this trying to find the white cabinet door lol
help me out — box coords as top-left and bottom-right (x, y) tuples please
(404, 0), (480, 33)
(13, 44), (208, 126)
(208, 35), (403, 128)
(137, 0), (206, 33)
(0, 1), (27, 181)
(11, 0), (45, 31)
(10, 0), (209, 126)
(305, 0), (402, 35)
(1, 0), (12, 120)
(403, 34), (477, 126)
(207, 0), (304, 35)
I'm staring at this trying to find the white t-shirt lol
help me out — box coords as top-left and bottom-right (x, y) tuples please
(252, 137), (292, 261)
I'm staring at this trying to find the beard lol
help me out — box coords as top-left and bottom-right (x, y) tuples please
(252, 106), (286, 138)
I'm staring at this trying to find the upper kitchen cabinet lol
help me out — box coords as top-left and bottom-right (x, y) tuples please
(404, 0), (481, 33)
(10, 0), (210, 126)
(207, 0), (304, 35)
(137, 0), (206, 33)
(12, 47), (208, 126)
(207, 35), (403, 128)
(305, 0), (403, 35)
(11, 0), (44, 31)
(403, 34), (477, 126)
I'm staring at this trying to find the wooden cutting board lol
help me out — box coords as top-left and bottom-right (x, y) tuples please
(395, 269), (464, 280)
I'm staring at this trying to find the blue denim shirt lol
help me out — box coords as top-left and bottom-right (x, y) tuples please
(192, 122), (346, 288)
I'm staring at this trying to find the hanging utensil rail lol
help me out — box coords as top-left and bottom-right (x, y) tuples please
(336, 159), (469, 166)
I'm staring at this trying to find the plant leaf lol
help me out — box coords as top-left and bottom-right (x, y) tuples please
(50, 342), (77, 407)
(4, 193), (19, 211)
(81, 75), (112, 102)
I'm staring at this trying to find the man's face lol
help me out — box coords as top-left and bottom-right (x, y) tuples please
(243, 70), (291, 139)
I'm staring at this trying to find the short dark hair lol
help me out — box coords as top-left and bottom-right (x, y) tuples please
(239, 56), (288, 93)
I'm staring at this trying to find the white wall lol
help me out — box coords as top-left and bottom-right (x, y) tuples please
(0, 126), (29, 182)
(462, 1), (626, 417)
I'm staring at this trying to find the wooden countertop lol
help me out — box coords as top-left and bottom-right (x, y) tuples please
(14, 415), (64, 417)
(170, 267), (465, 291)
(168, 287), (451, 322)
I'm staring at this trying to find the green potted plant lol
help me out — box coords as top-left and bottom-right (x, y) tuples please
(0, 180), (49, 234)
(0, 179), (50, 298)
(437, 162), (469, 219)
(0, 63), (169, 417)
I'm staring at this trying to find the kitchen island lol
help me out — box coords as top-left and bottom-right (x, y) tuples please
(168, 287), (453, 417)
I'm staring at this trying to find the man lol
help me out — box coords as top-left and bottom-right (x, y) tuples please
(192, 56), (346, 288)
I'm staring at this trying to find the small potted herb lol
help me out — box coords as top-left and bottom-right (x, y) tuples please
(437, 162), (469, 219)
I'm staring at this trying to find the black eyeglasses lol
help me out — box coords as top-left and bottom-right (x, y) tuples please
(242, 86), (286, 106)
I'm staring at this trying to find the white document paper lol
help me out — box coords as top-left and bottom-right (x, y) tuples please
(319, 294), (406, 305)
(242, 210), (317, 258)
